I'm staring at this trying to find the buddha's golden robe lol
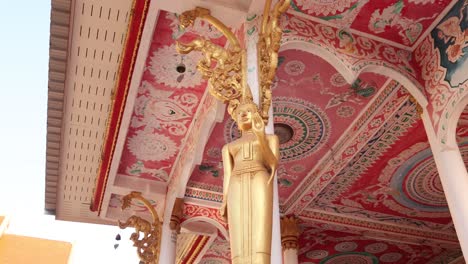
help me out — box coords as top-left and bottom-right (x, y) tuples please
(224, 137), (274, 264)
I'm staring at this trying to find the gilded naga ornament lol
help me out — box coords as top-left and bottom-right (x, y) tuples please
(118, 191), (161, 264)
(175, 1), (288, 263)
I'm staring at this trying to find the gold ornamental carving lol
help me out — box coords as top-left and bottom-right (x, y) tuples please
(280, 215), (300, 250)
(176, 7), (244, 118)
(176, 1), (288, 263)
(258, 0), (291, 122)
(118, 191), (161, 264)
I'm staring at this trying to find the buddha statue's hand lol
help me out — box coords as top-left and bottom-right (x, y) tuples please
(252, 112), (265, 138)
(267, 165), (277, 185)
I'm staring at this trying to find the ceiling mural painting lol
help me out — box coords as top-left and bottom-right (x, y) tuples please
(414, 0), (468, 140)
(297, 222), (463, 264)
(186, 50), (389, 202)
(117, 11), (226, 183)
(104, 3), (467, 262)
(285, 82), (410, 213)
(280, 12), (422, 93)
(199, 235), (231, 264)
(182, 203), (228, 232)
(290, 0), (454, 48)
(308, 111), (457, 223)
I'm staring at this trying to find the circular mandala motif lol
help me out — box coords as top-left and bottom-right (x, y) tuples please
(405, 159), (445, 206)
(337, 105), (355, 118)
(320, 252), (378, 264)
(128, 130), (178, 161)
(365, 243), (388, 254)
(284, 60), (305, 76)
(224, 97), (330, 162)
(330, 72), (347, 87)
(306, 250), (329, 259)
(334, 242), (358, 252)
(149, 44), (203, 88)
(390, 148), (450, 212)
(380, 253), (402, 262)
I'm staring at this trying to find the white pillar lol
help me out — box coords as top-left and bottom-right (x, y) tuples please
(421, 111), (468, 259)
(158, 222), (177, 264)
(280, 215), (299, 264)
(283, 249), (298, 264)
(267, 110), (284, 264)
(438, 148), (468, 258)
(244, 13), (283, 263)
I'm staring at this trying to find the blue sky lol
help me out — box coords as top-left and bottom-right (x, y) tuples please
(0, 1), (139, 263)
(0, 1), (49, 214)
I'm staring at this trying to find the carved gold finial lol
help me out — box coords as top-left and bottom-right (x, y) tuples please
(118, 192), (161, 264)
(280, 215), (299, 250)
(170, 197), (184, 234)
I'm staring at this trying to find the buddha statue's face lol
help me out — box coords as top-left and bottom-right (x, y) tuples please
(236, 103), (257, 131)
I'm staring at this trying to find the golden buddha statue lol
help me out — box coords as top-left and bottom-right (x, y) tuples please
(174, 3), (288, 262)
(220, 98), (280, 264)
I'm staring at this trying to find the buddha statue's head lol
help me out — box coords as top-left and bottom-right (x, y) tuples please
(235, 102), (258, 131)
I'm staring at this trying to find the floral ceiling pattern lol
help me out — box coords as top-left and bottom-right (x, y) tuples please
(117, 11), (226, 182)
(110, 2), (468, 262)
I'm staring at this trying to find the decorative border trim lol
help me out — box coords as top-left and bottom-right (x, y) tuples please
(182, 235), (210, 263)
(300, 209), (460, 244)
(91, 0), (151, 212)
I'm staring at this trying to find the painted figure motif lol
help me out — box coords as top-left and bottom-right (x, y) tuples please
(432, 0), (468, 87)
(369, 0), (437, 45)
(220, 100), (280, 264)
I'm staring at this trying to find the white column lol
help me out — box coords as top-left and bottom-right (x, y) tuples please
(421, 111), (468, 259)
(267, 110), (284, 264)
(438, 148), (468, 258)
(158, 222), (177, 264)
(244, 13), (283, 263)
(280, 215), (299, 264)
(283, 249), (298, 264)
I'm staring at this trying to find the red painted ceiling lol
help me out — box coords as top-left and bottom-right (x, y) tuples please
(112, 4), (467, 263)
(297, 221), (462, 263)
(117, 12), (226, 182)
(290, 0), (453, 48)
(188, 49), (388, 202)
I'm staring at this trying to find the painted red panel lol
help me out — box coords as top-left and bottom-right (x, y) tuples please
(298, 222), (463, 263)
(117, 11), (226, 182)
(188, 49), (388, 202)
(291, 0), (453, 47)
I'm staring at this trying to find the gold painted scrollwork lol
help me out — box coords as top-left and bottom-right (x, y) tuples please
(258, 0), (290, 122)
(118, 191), (161, 264)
